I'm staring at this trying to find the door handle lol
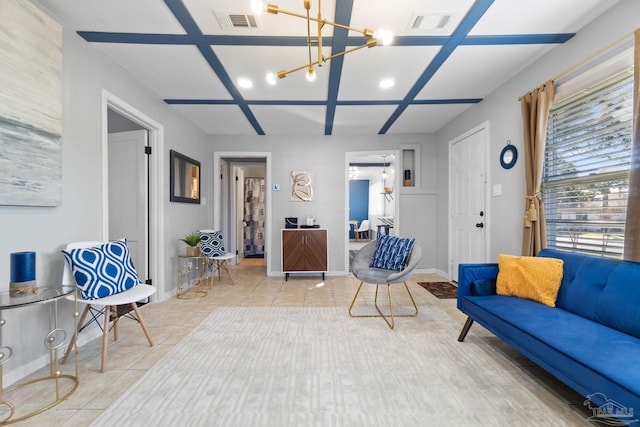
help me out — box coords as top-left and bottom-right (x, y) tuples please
(475, 223), (484, 229)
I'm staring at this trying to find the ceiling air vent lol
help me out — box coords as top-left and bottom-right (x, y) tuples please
(215, 12), (262, 30)
(409, 13), (452, 31)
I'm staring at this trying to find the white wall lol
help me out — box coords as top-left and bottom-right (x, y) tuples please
(0, 3), (211, 384)
(435, 0), (640, 272)
(206, 134), (439, 276)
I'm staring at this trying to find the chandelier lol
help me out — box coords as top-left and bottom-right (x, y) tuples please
(252, 0), (393, 83)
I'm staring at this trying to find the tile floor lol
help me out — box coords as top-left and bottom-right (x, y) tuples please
(8, 258), (591, 426)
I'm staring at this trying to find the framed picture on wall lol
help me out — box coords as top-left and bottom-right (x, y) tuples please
(290, 170), (313, 202)
(170, 150), (200, 204)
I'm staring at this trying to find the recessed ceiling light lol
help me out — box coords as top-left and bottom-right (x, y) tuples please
(380, 78), (395, 89)
(237, 77), (253, 89)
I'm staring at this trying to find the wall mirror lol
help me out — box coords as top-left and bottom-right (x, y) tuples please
(500, 143), (518, 170)
(170, 150), (200, 203)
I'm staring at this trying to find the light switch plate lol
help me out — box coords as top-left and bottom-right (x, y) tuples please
(493, 184), (502, 196)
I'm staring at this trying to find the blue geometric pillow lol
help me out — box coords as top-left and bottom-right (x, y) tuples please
(62, 239), (140, 300)
(370, 234), (416, 271)
(199, 231), (225, 256)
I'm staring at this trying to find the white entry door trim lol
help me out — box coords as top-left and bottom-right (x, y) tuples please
(213, 152), (271, 275)
(448, 121), (491, 281)
(101, 89), (166, 300)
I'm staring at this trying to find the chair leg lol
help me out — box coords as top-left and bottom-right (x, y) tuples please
(457, 317), (475, 342)
(374, 284), (395, 329)
(222, 260), (235, 285)
(208, 259), (214, 289)
(101, 305), (111, 373)
(374, 282), (419, 329)
(112, 306), (119, 341)
(402, 282), (419, 316)
(349, 281), (395, 320)
(348, 281), (366, 317)
(62, 304), (90, 364)
(131, 302), (154, 347)
(350, 281), (418, 329)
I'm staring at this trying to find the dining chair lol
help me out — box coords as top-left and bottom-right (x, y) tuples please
(198, 230), (236, 285)
(61, 240), (155, 372)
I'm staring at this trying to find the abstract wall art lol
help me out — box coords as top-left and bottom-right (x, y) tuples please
(0, 0), (63, 206)
(291, 170), (313, 202)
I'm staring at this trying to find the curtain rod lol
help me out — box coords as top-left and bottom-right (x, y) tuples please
(519, 30), (635, 100)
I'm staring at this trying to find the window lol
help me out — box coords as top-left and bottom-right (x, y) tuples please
(543, 69), (633, 258)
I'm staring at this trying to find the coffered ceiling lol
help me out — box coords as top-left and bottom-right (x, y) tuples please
(34, 0), (619, 136)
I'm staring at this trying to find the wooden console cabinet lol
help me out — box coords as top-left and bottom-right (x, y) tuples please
(282, 228), (328, 280)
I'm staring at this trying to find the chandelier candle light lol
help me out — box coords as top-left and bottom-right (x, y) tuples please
(252, 0), (393, 83)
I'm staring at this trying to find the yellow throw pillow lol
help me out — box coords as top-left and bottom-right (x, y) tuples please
(496, 254), (564, 307)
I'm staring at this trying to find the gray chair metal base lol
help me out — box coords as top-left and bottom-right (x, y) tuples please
(348, 280), (418, 329)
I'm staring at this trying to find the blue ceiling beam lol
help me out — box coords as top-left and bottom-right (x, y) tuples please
(461, 34), (574, 45)
(165, 98), (482, 106)
(412, 98), (482, 104)
(324, 0), (354, 135)
(204, 35), (332, 47)
(162, 0), (264, 135)
(378, 0), (494, 135)
(78, 32), (193, 44)
(78, 32), (574, 47)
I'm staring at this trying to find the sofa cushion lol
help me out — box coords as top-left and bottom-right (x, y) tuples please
(496, 254), (563, 307)
(595, 261), (640, 339)
(463, 295), (640, 399)
(369, 234), (415, 271)
(470, 278), (496, 296)
(62, 239), (140, 300)
(538, 249), (640, 339)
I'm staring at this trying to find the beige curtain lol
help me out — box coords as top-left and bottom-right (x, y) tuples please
(623, 29), (640, 261)
(520, 80), (554, 256)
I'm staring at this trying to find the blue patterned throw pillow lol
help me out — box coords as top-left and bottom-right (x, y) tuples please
(370, 234), (416, 271)
(199, 231), (226, 257)
(62, 239), (140, 300)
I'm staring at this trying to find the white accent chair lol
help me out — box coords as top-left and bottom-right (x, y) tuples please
(61, 241), (155, 372)
(198, 230), (236, 286)
(356, 219), (370, 241)
(349, 240), (421, 329)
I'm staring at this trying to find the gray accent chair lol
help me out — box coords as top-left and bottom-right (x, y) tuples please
(349, 240), (421, 329)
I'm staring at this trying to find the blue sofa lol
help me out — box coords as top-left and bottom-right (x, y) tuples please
(457, 248), (640, 422)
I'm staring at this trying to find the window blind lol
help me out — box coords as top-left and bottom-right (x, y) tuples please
(543, 69), (633, 258)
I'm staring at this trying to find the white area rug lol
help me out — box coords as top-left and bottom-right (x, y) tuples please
(91, 306), (583, 426)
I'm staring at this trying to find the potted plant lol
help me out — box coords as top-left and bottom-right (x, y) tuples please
(180, 233), (201, 257)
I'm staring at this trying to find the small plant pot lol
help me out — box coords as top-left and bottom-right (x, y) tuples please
(186, 246), (200, 257)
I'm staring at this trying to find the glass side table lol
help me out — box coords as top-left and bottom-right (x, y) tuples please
(0, 284), (79, 424)
(176, 256), (210, 299)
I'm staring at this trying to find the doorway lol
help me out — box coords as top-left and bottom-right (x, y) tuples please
(213, 153), (271, 274)
(107, 127), (148, 281)
(101, 90), (165, 299)
(448, 122), (490, 281)
(345, 150), (401, 272)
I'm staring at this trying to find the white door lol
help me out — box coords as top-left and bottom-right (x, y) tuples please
(234, 166), (245, 263)
(450, 126), (487, 281)
(108, 130), (148, 282)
